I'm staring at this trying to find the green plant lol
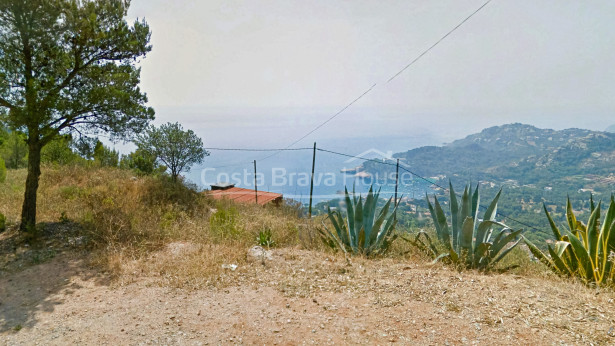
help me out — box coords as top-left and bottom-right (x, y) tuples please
(257, 228), (275, 248)
(0, 212), (6, 232)
(523, 195), (615, 286)
(0, 157), (6, 183)
(404, 183), (522, 270)
(136, 122), (209, 182)
(59, 211), (69, 223)
(210, 205), (241, 238)
(318, 186), (398, 256)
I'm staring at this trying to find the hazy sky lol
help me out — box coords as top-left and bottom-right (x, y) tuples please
(126, 0), (615, 148)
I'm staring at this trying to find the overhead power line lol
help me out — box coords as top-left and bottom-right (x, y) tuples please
(205, 147), (312, 152)
(257, 0), (494, 160)
(387, 0), (493, 83)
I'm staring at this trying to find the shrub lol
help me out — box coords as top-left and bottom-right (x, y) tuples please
(0, 157), (5, 183)
(210, 204), (241, 239)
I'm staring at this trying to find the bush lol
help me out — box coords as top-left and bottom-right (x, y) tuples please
(0, 157), (6, 183)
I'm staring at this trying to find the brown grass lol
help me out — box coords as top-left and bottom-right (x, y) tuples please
(0, 165), (323, 287)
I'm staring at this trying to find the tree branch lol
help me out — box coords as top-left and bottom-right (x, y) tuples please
(0, 96), (14, 109)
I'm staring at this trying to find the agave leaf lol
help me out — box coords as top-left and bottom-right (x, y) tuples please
(602, 195), (615, 253)
(413, 231), (440, 257)
(320, 219), (347, 253)
(358, 227), (366, 251)
(459, 186), (472, 228)
(548, 244), (572, 275)
(560, 236), (579, 274)
(334, 209), (350, 250)
(371, 219), (397, 254)
(449, 248), (459, 264)
(459, 216), (474, 252)
(523, 236), (556, 270)
(432, 196), (451, 249)
(565, 229), (596, 282)
(491, 229), (523, 258)
(474, 242), (491, 267)
(544, 204), (563, 240)
(344, 187), (355, 245)
(471, 183), (480, 229)
(352, 197), (363, 250)
(401, 232), (439, 258)
(369, 197), (392, 246)
(491, 238), (522, 266)
(590, 195), (596, 213)
(475, 220), (509, 246)
(491, 227), (506, 250)
(566, 197), (578, 235)
(554, 240), (571, 257)
(327, 208), (345, 244)
(449, 182), (459, 242)
(587, 201), (602, 267)
(373, 201), (399, 250)
(432, 252), (451, 264)
(606, 211), (615, 256)
(362, 186), (377, 242)
(483, 189), (502, 222)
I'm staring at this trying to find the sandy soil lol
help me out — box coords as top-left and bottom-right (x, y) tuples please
(2, 246), (615, 345)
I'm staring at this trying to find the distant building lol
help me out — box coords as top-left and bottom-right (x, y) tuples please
(207, 183), (283, 206)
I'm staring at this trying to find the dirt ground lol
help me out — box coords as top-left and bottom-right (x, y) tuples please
(2, 245), (615, 345)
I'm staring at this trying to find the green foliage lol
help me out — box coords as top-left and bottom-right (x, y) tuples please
(0, 212), (6, 232)
(93, 141), (119, 167)
(41, 135), (82, 165)
(1, 131), (27, 169)
(120, 148), (162, 175)
(257, 228), (276, 248)
(524, 195), (615, 286)
(319, 186), (399, 257)
(136, 122), (208, 182)
(0, 0), (154, 230)
(0, 157), (5, 183)
(210, 205), (241, 238)
(59, 211), (69, 223)
(405, 183), (523, 270)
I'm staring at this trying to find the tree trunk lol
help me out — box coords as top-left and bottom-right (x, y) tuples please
(20, 140), (42, 232)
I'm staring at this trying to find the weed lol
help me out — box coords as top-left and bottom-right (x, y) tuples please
(257, 228), (275, 248)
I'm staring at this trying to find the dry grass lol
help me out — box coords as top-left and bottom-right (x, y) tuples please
(0, 165), (323, 287)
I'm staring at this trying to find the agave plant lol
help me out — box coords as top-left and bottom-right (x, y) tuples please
(318, 186), (398, 256)
(523, 195), (615, 286)
(404, 183), (522, 270)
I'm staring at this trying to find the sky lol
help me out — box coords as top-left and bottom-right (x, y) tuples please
(126, 0), (615, 149)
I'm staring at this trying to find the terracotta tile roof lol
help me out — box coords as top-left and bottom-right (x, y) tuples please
(207, 187), (283, 206)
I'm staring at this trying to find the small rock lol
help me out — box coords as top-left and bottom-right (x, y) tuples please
(247, 246), (272, 262)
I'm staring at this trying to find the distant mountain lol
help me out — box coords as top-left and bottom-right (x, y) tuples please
(363, 123), (615, 186)
(361, 123), (615, 244)
(606, 124), (615, 133)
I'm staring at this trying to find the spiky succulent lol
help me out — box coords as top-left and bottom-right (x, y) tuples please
(524, 195), (615, 286)
(404, 183), (522, 270)
(319, 186), (398, 256)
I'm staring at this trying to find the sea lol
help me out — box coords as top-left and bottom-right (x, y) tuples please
(185, 134), (448, 206)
